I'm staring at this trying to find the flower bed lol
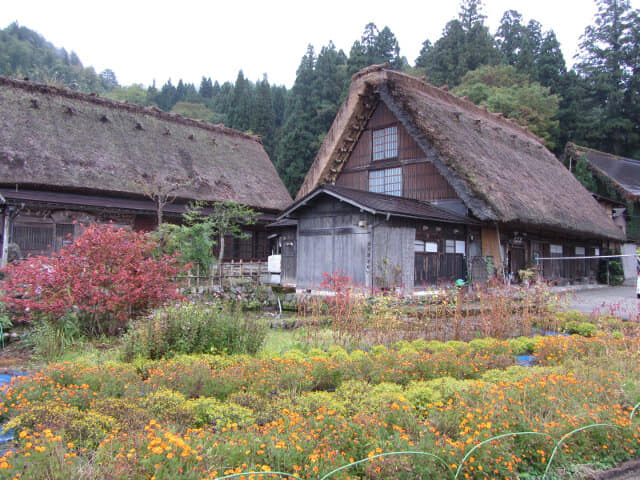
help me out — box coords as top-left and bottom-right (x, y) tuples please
(0, 334), (639, 479)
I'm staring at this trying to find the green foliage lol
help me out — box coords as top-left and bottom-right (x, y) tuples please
(5, 402), (117, 448)
(404, 381), (443, 415)
(599, 259), (625, 285)
(0, 22), (114, 94)
(453, 64), (560, 148)
(562, 321), (597, 337)
(31, 311), (82, 360)
(347, 23), (407, 73)
(156, 201), (217, 274)
(0, 299), (11, 332)
(138, 388), (194, 425)
(572, 154), (598, 192)
(121, 301), (268, 360)
(573, 0), (640, 156)
(169, 101), (218, 122)
(209, 201), (260, 272)
(186, 396), (255, 429)
(416, 1), (500, 87)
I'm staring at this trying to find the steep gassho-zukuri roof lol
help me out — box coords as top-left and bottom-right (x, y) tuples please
(297, 65), (624, 241)
(565, 143), (640, 200)
(0, 76), (292, 211)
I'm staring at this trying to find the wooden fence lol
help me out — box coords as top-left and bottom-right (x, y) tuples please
(178, 260), (269, 290)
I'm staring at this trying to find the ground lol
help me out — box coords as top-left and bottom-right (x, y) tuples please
(564, 285), (638, 318)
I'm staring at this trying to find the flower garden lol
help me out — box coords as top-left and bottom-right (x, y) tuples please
(0, 225), (639, 480)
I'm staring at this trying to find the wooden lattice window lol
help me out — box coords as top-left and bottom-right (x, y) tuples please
(369, 167), (402, 196)
(372, 126), (398, 160)
(13, 224), (53, 254)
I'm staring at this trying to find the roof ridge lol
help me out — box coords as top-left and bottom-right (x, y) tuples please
(0, 75), (261, 143)
(356, 67), (543, 145)
(569, 142), (640, 164)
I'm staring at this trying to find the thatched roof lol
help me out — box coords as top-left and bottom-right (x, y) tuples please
(298, 65), (623, 241)
(0, 76), (291, 211)
(565, 143), (640, 200)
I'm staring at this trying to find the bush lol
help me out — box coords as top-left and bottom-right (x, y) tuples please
(121, 301), (268, 360)
(138, 388), (194, 426)
(185, 397), (255, 429)
(1, 224), (183, 336)
(563, 320), (597, 337)
(5, 403), (116, 449)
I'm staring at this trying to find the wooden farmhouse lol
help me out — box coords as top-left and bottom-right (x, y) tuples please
(276, 65), (625, 291)
(0, 76), (292, 264)
(563, 142), (640, 281)
(563, 142), (640, 239)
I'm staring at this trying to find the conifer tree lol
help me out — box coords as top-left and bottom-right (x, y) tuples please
(417, 0), (498, 86)
(575, 0), (638, 154)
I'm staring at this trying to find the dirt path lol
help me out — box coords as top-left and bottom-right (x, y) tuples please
(588, 459), (640, 479)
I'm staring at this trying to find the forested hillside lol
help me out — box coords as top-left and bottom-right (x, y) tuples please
(2, 0), (640, 200)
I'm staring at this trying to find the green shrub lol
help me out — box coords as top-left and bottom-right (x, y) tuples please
(508, 336), (538, 355)
(411, 338), (430, 351)
(562, 321), (597, 337)
(92, 398), (153, 431)
(425, 376), (488, 402)
(327, 345), (349, 360)
(121, 301), (267, 360)
(289, 391), (347, 416)
(349, 349), (367, 361)
(31, 311), (82, 360)
(5, 403), (116, 449)
(404, 381), (443, 415)
(371, 345), (388, 355)
(310, 361), (343, 391)
(481, 365), (546, 384)
(185, 397), (255, 429)
(138, 388), (194, 426)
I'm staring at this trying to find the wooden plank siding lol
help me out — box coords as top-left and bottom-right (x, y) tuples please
(295, 199), (371, 288)
(335, 102), (458, 202)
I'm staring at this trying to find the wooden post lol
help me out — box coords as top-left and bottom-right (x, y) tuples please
(1, 210), (9, 268)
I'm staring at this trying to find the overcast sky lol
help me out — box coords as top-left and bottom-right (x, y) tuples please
(3, 0), (638, 88)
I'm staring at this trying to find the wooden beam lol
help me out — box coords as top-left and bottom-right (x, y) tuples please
(1, 211), (8, 267)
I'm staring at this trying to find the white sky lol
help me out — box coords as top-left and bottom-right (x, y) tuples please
(2, 0), (637, 88)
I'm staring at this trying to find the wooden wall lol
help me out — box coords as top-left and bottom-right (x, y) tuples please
(336, 102), (458, 202)
(295, 199), (371, 289)
(372, 220), (415, 289)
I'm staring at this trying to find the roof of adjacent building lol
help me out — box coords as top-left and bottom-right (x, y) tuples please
(297, 65), (624, 241)
(281, 184), (479, 225)
(0, 188), (279, 222)
(565, 143), (640, 200)
(0, 76), (292, 211)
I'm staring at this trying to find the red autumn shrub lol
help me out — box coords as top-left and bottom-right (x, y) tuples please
(1, 223), (184, 335)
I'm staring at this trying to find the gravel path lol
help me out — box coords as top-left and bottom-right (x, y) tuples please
(562, 285), (639, 319)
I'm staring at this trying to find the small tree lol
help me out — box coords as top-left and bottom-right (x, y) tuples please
(156, 201), (217, 274)
(210, 201), (260, 280)
(1, 224), (184, 336)
(133, 173), (194, 227)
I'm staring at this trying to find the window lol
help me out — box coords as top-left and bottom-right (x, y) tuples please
(372, 126), (398, 160)
(445, 239), (455, 253)
(445, 239), (466, 255)
(550, 244), (563, 255)
(425, 242), (438, 253)
(369, 167), (402, 196)
(575, 246), (585, 256)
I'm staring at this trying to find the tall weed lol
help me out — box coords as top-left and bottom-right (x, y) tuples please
(121, 301), (267, 360)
